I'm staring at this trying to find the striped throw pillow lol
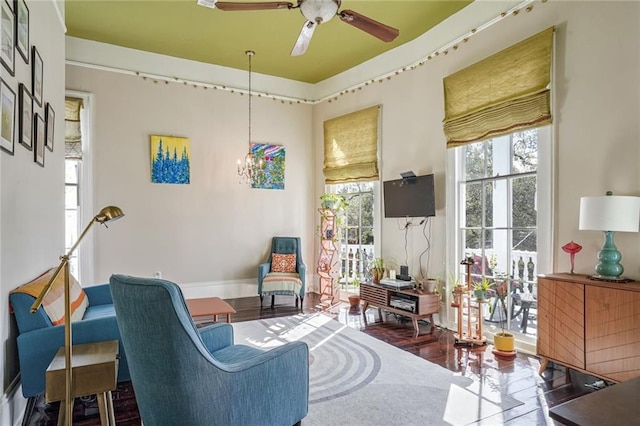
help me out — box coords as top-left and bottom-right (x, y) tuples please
(11, 268), (89, 325)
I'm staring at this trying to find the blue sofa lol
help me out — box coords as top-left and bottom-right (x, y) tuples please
(10, 283), (130, 398)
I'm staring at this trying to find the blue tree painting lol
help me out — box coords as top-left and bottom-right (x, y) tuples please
(250, 143), (285, 190)
(150, 136), (191, 184)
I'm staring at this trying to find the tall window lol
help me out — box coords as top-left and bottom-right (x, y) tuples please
(329, 182), (377, 293)
(64, 94), (92, 283)
(453, 126), (551, 340)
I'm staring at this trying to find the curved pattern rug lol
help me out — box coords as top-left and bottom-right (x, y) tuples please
(24, 313), (522, 425)
(232, 313), (523, 426)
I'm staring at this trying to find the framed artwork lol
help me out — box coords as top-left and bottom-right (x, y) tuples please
(15, 0), (27, 63)
(150, 135), (190, 184)
(45, 102), (53, 151)
(31, 45), (42, 106)
(0, 0), (15, 76)
(18, 82), (31, 150)
(34, 112), (44, 166)
(250, 143), (285, 190)
(0, 78), (15, 155)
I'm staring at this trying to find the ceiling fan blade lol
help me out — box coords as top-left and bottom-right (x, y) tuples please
(338, 9), (399, 42)
(215, 1), (293, 11)
(291, 20), (316, 56)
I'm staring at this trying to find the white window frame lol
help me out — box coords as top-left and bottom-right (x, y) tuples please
(327, 181), (381, 282)
(446, 126), (554, 354)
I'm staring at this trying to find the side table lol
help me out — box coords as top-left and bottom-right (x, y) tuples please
(186, 297), (236, 323)
(46, 340), (119, 426)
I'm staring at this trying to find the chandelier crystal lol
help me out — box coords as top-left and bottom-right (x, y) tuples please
(237, 50), (264, 185)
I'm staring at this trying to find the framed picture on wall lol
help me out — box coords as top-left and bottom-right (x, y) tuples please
(34, 112), (44, 166)
(0, 0), (15, 76)
(15, 0), (28, 63)
(31, 45), (42, 106)
(45, 102), (54, 151)
(18, 83), (31, 150)
(0, 78), (16, 155)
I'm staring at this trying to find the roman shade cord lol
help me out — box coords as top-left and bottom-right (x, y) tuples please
(443, 26), (554, 147)
(323, 105), (380, 184)
(98, 0), (544, 105)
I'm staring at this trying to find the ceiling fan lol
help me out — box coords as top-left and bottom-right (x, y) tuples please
(198, 0), (399, 56)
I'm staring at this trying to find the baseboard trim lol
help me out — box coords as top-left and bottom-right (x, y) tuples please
(0, 376), (27, 426)
(178, 278), (259, 299)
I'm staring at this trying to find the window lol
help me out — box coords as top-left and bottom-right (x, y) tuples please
(329, 182), (378, 295)
(64, 93), (93, 284)
(451, 126), (552, 343)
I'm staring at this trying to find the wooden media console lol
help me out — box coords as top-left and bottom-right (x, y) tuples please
(360, 281), (439, 338)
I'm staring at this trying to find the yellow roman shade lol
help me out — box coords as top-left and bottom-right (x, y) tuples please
(323, 105), (379, 184)
(443, 27), (554, 147)
(65, 97), (83, 159)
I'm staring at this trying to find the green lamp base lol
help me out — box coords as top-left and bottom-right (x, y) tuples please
(593, 231), (624, 280)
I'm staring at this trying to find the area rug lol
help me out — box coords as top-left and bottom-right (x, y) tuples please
(24, 313), (522, 425)
(232, 313), (523, 426)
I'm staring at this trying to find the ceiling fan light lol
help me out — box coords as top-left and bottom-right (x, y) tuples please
(300, 0), (339, 24)
(196, 0), (217, 9)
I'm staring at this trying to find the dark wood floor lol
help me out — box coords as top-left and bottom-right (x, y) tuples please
(224, 293), (605, 425)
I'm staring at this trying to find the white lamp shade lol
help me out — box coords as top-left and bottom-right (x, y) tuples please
(579, 195), (640, 233)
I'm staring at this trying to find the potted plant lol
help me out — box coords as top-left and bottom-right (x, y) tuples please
(492, 278), (516, 353)
(473, 276), (493, 300)
(320, 193), (348, 212)
(371, 257), (385, 283)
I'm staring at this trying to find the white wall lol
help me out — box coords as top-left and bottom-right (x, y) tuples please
(1, 0), (65, 422)
(313, 1), (640, 281)
(65, 65), (315, 286)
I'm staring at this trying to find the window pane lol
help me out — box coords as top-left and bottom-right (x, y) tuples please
(464, 143), (486, 180)
(512, 130), (538, 173)
(485, 229), (509, 275)
(65, 160), (78, 184)
(483, 181), (493, 227)
(65, 210), (78, 249)
(512, 230), (537, 261)
(463, 182), (482, 227)
(65, 185), (78, 208)
(463, 229), (482, 251)
(512, 176), (537, 227)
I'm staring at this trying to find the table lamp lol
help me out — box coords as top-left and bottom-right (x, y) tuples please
(30, 206), (124, 426)
(579, 192), (640, 281)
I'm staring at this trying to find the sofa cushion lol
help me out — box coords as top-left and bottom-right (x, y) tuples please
(83, 304), (116, 320)
(271, 253), (296, 273)
(11, 268), (89, 325)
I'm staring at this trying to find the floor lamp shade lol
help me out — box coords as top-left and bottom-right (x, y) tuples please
(579, 193), (640, 279)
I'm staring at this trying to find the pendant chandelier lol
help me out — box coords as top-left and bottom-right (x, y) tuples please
(237, 50), (264, 185)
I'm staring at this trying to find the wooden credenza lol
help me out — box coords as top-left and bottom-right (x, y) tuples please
(537, 273), (640, 383)
(360, 281), (439, 338)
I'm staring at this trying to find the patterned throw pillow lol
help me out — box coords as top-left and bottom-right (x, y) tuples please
(271, 253), (297, 273)
(11, 267), (89, 325)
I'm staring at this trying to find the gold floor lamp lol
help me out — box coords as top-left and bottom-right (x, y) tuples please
(30, 206), (124, 426)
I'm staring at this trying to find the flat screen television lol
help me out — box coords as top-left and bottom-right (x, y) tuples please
(383, 174), (435, 218)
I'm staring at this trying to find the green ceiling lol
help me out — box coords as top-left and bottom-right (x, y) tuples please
(65, 0), (472, 84)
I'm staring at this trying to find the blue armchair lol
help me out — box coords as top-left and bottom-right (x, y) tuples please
(10, 283), (130, 398)
(109, 274), (309, 426)
(258, 237), (306, 308)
